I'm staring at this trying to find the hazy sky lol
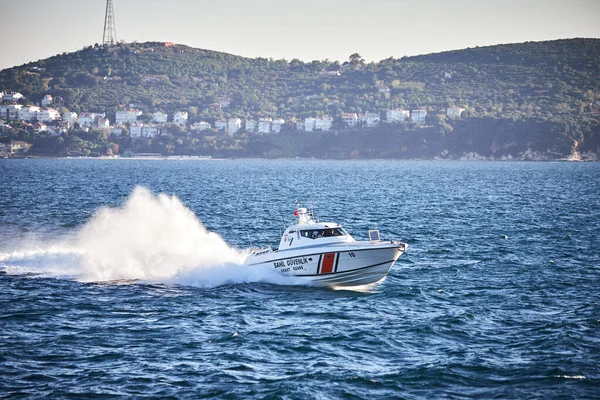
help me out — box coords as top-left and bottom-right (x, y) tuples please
(1, 0), (599, 70)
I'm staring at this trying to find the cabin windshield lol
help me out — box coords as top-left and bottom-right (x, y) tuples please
(300, 228), (346, 240)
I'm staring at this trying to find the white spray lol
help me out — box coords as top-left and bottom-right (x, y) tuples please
(0, 187), (295, 287)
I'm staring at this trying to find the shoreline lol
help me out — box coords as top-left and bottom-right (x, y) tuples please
(1, 155), (597, 162)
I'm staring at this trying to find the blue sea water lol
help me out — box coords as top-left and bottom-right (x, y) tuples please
(0, 159), (599, 399)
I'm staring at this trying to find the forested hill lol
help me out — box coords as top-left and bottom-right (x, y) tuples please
(1, 38), (600, 159)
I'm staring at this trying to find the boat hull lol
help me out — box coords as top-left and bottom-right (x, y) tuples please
(245, 243), (406, 287)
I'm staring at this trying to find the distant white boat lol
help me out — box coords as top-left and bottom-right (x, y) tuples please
(243, 205), (407, 287)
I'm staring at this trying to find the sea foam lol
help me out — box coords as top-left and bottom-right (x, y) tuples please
(0, 187), (293, 287)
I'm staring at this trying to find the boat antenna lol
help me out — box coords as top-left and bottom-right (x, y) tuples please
(278, 205), (285, 236)
(309, 201), (318, 222)
(247, 233), (254, 249)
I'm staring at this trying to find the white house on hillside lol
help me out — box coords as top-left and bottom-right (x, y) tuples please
(3, 92), (23, 102)
(62, 112), (78, 125)
(411, 110), (427, 125)
(446, 106), (465, 118)
(173, 111), (188, 126)
(37, 108), (60, 122)
(0, 104), (23, 120)
(272, 118), (285, 133)
(304, 117), (316, 132)
(77, 113), (95, 127)
(359, 112), (380, 128)
(153, 111), (168, 124)
(257, 118), (272, 134)
(315, 116), (333, 131)
(245, 120), (256, 133)
(97, 117), (110, 128)
(33, 123), (47, 133)
(130, 123), (159, 138)
(116, 110), (142, 125)
(386, 109), (409, 123)
(228, 118), (242, 134)
(191, 121), (210, 131)
(77, 112), (105, 127)
(130, 122), (143, 138)
(19, 106), (41, 121)
(214, 120), (227, 131)
(0, 104), (22, 120)
(342, 113), (358, 128)
(142, 125), (159, 138)
(41, 95), (53, 107)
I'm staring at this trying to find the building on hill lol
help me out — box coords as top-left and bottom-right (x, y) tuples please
(130, 122), (143, 138)
(77, 112), (105, 127)
(315, 116), (333, 131)
(304, 117), (316, 132)
(359, 112), (380, 128)
(47, 126), (66, 136)
(446, 106), (465, 118)
(97, 117), (110, 128)
(33, 123), (47, 133)
(218, 97), (231, 108)
(0, 104), (23, 120)
(19, 106), (41, 121)
(257, 118), (272, 134)
(41, 95), (53, 107)
(215, 120), (227, 131)
(342, 113), (358, 128)
(77, 113), (95, 127)
(142, 125), (159, 138)
(386, 109), (409, 123)
(272, 118), (285, 133)
(62, 112), (78, 125)
(245, 120), (256, 133)
(228, 118), (242, 134)
(153, 111), (168, 124)
(173, 111), (188, 126)
(3, 92), (23, 102)
(411, 110), (427, 125)
(191, 121), (210, 131)
(37, 108), (60, 123)
(116, 110), (142, 125)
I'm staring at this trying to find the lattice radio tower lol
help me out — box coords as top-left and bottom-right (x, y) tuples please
(102, 0), (117, 46)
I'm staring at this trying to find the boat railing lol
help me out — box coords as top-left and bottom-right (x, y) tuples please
(250, 246), (275, 256)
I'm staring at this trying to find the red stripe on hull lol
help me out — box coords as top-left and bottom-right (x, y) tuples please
(321, 253), (336, 274)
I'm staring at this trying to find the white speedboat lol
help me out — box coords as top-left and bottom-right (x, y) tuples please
(243, 206), (407, 287)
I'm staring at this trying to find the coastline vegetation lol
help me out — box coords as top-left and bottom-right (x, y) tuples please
(1, 38), (599, 159)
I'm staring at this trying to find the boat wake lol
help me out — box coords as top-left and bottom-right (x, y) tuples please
(0, 187), (297, 288)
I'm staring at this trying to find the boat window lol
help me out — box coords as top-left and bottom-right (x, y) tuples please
(300, 228), (345, 239)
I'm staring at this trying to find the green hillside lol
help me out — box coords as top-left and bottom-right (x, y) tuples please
(1, 38), (600, 159)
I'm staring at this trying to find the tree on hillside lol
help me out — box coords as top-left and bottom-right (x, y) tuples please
(349, 53), (365, 65)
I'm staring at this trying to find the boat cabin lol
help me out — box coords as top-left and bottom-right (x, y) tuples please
(277, 207), (354, 250)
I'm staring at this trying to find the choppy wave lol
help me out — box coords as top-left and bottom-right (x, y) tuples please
(1, 160), (599, 399)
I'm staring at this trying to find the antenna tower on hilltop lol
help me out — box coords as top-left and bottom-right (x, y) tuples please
(102, 0), (117, 46)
